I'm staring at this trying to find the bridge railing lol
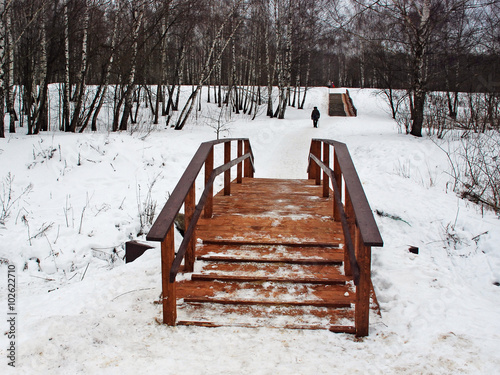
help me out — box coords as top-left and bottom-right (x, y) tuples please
(308, 139), (383, 337)
(146, 138), (255, 325)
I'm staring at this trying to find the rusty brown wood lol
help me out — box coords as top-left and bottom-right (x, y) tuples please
(313, 141), (321, 185)
(183, 297), (351, 308)
(323, 143), (330, 198)
(307, 154), (360, 285)
(161, 225), (176, 325)
(184, 182), (196, 272)
(244, 140), (251, 177)
(355, 233), (371, 337)
(204, 146), (214, 218)
(176, 321), (356, 333)
(333, 150), (342, 222)
(224, 141), (231, 195)
(237, 140), (243, 183)
(315, 139), (383, 247)
(344, 190), (354, 277)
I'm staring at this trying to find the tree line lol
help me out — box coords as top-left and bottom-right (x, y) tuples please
(0, 0), (498, 138)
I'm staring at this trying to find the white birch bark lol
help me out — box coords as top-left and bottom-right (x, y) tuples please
(63, 0), (71, 131)
(119, 1), (145, 131)
(69, 0), (89, 132)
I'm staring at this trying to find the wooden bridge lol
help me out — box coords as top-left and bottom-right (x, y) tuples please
(329, 90), (357, 117)
(146, 138), (382, 337)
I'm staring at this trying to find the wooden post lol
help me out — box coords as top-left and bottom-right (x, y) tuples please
(161, 225), (176, 325)
(355, 228), (371, 337)
(344, 190), (354, 277)
(204, 146), (214, 218)
(311, 140), (321, 185)
(184, 182), (195, 272)
(237, 140), (243, 183)
(244, 140), (252, 177)
(224, 141), (231, 195)
(333, 150), (342, 221)
(322, 143), (330, 198)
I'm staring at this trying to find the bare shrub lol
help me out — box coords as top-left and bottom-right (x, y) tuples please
(0, 173), (33, 225)
(458, 132), (500, 212)
(137, 174), (161, 236)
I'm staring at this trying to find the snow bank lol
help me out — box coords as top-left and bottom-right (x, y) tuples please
(0, 87), (499, 374)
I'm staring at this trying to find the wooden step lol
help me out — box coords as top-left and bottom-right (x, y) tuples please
(176, 301), (355, 332)
(197, 216), (343, 245)
(176, 320), (356, 333)
(191, 274), (348, 285)
(196, 244), (344, 264)
(183, 297), (351, 308)
(176, 279), (355, 304)
(193, 262), (347, 284)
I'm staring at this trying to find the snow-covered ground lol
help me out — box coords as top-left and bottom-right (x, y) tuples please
(1, 87), (499, 374)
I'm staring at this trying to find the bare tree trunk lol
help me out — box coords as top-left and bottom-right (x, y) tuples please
(174, 4), (244, 130)
(0, 0), (5, 138)
(69, 0), (89, 132)
(299, 51), (310, 109)
(5, 0), (16, 133)
(34, 9), (49, 134)
(119, 2), (145, 131)
(63, 0), (71, 131)
(409, 0), (431, 137)
(265, 4), (274, 117)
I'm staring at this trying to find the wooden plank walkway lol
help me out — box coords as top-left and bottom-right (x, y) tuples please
(175, 178), (358, 332)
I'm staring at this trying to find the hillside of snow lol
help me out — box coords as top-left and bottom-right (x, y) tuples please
(1, 87), (499, 374)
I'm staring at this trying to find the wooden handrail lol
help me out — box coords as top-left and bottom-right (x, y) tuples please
(146, 138), (255, 325)
(147, 138), (254, 242)
(308, 139), (382, 337)
(169, 152), (252, 282)
(309, 153), (360, 285)
(309, 139), (382, 247)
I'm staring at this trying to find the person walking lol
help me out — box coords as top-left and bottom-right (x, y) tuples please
(311, 106), (320, 128)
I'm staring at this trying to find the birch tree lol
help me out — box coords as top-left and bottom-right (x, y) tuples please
(68, 0), (90, 132)
(4, 0), (16, 133)
(117, 1), (145, 131)
(63, 0), (71, 131)
(0, 0), (5, 138)
(173, 0), (245, 130)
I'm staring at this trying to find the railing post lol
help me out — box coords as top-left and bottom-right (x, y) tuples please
(244, 140), (252, 178)
(344, 190), (354, 277)
(322, 143), (330, 198)
(237, 140), (243, 183)
(311, 140), (321, 185)
(224, 141), (231, 195)
(204, 145), (214, 218)
(333, 149), (342, 221)
(184, 182), (196, 272)
(161, 225), (176, 325)
(355, 228), (371, 337)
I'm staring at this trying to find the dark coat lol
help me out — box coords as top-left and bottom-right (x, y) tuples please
(311, 108), (320, 120)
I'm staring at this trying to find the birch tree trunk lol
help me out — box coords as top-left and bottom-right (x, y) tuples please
(63, 0), (71, 131)
(119, 2), (145, 131)
(174, 4), (244, 130)
(5, 0), (16, 133)
(410, 0), (431, 137)
(80, 1), (119, 132)
(0, 0), (5, 138)
(34, 7), (49, 134)
(69, 0), (90, 132)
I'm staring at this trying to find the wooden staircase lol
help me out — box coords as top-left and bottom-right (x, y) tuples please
(146, 138), (383, 337)
(176, 178), (356, 332)
(329, 90), (357, 117)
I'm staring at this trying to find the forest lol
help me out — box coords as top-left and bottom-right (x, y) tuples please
(0, 0), (499, 138)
